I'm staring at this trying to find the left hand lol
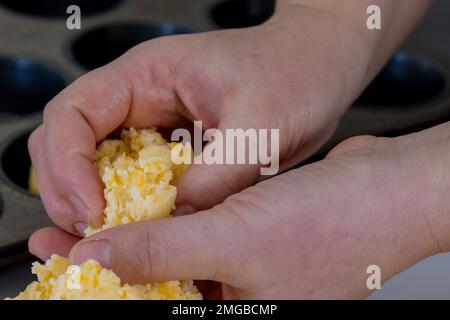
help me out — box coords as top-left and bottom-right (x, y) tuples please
(29, 122), (450, 299)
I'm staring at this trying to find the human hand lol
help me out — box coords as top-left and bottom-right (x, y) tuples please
(30, 122), (450, 299)
(28, 3), (384, 237)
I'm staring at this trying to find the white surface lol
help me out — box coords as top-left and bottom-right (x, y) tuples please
(369, 253), (450, 300)
(2, 253), (450, 299)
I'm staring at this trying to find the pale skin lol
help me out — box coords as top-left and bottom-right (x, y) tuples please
(26, 0), (438, 299)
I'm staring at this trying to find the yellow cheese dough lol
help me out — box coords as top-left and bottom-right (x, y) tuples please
(11, 255), (200, 300)
(28, 166), (39, 195)
(87, 127), (186, 235)
(11, 128), (200, 300)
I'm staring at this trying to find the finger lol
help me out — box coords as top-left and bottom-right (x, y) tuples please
(40, 54), (186, 231)
(175, 117), (263, 211)
(69, 209), (249, 286)
(176, 163), (260, 212)
(326, 135), (377, 158)
(29, 227), (80, 261)
(29, 126), (83, 235)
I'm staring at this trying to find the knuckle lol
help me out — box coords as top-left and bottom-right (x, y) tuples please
(28, 127), (42, 158)
(44, 199), (76, 231)
(326, 135), (378, 158)
(49, 165), (72, 190)
(43, 101), (59, 123)
(129, 226), (169, 280)
(209, 202), (254, 264)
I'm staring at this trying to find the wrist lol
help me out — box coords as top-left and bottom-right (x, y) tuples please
(385, 123), (450, 258)
(407, 123), (450, 254)
(327, 129), (450, 283)
(265, 3), (375, 116)
(271, 0), (431, 112)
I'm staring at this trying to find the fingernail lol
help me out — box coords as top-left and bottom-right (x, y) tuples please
(69, 195), (92, 223)
(74, 222), (88, 237)
(174, 204), (195, 216)
(70, 239), (111, 268)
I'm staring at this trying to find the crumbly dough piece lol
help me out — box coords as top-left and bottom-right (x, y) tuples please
(12, 255), (200, 300)
(11, 128), (200, 300)
(86, 127), (184, 235)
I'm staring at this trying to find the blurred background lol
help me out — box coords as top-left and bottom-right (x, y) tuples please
(0, 0), (449, 299)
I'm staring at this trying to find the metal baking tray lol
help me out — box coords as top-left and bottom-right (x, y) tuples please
(0, 0), (449, 266)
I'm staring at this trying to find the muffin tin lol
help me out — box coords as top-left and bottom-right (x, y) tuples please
(0, 0), (449, 266)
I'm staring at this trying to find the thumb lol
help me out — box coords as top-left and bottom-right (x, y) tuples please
(69, 210), (248, 285)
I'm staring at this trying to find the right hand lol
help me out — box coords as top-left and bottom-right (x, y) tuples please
(29, 4), (371, 238)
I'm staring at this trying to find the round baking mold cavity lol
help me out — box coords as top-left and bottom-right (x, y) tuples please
(1, 130), (35, 195)
(210, 0), (275, 29)
(71, 22), (193, 70)
(0, 193), (3, 220)
(0, 56), (67, 116)
(0, 0), (123, 17)
(355, 51), (446, 108)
